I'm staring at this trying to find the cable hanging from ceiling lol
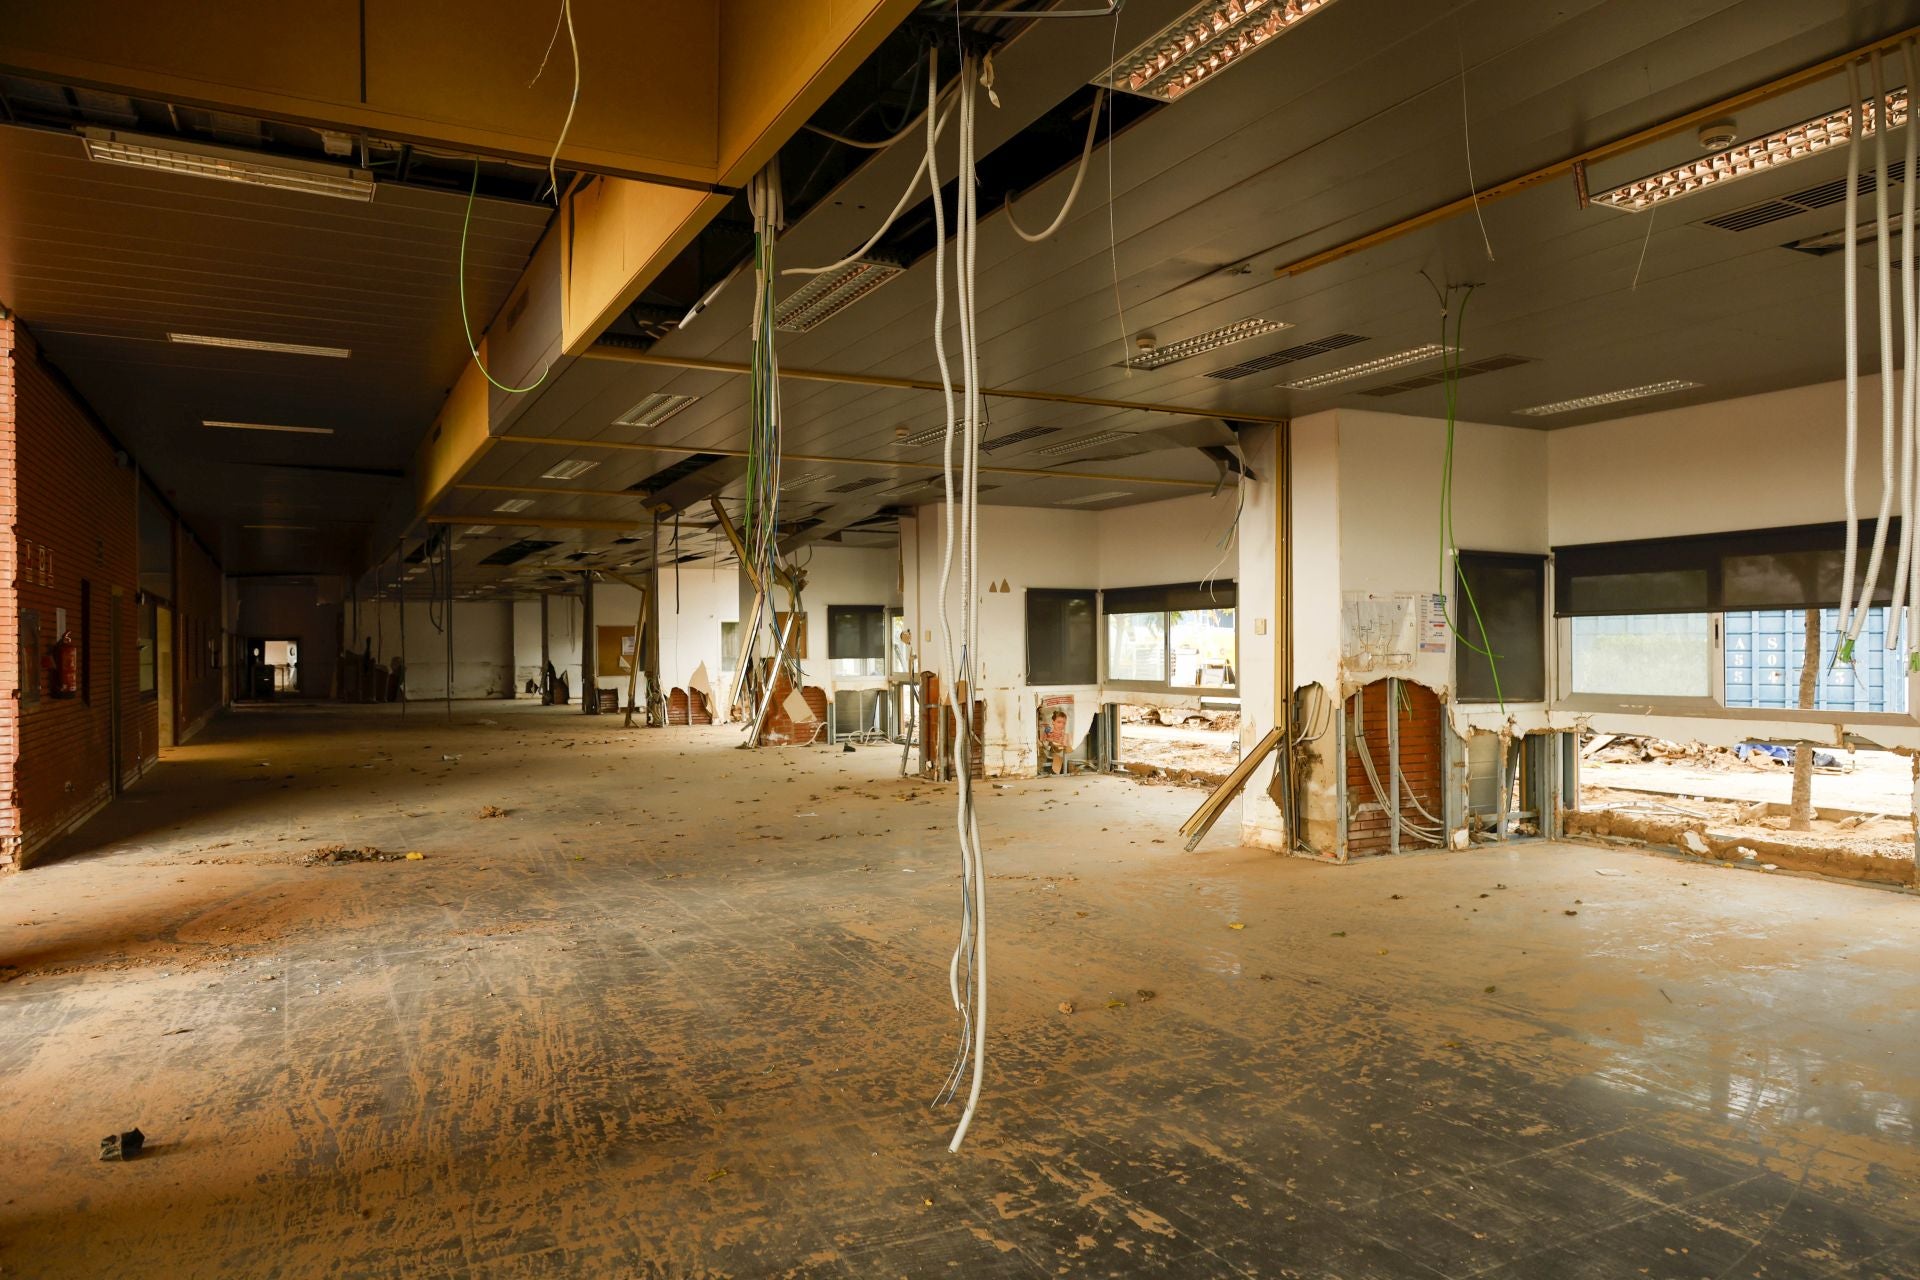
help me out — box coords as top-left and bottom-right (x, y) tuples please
(784, 93), (957, 279)
(1004, 87), (1105, 243)
(923, 45), (993, 1156)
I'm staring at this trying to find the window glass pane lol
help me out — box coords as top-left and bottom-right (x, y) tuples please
(1723, 606), (1907, 713)
(887, 609), (911, 677)
(1170, 608), (1236, 688)
(1570, 613), (1712, 697)
(1106, 612), (1165, 682)
(720, 621), (740, 672)
(1456, 553), (1546, 702)
(1027, 589), (1097, 685)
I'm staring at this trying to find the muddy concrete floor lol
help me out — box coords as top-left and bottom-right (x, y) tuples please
(1, 702), (1916, 1279)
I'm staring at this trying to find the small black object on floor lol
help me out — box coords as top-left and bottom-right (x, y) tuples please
(98, 1128), (144, 1161)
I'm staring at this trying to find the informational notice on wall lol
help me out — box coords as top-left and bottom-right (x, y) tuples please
(1420, 593), (1449, 653)
(1341, 591), (1419, 670)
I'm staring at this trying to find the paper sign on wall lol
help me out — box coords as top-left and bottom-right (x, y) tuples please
(1341, 592), (1419, 670)
(1420, 593), (1449, 653)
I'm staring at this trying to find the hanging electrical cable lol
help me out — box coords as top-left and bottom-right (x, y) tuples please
(1839, 60), (1865, 654)
(1004, 88), (1105, 243)
(784, 95), (956, 279)
(459, 161), (551, 394)
(529, 0), (580, 202)
(1843, 49), (1899, 663)
(925, 48), (994, 1156)
(1889, 40), (1920, 662)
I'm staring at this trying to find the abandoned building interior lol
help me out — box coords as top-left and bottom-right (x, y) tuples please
(1, 1), (1918, 1276)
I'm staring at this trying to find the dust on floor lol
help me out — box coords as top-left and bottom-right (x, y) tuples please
(1, 701), (1916, 1279)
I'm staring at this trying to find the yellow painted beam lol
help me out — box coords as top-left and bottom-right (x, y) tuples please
(562, 181), (731, 356)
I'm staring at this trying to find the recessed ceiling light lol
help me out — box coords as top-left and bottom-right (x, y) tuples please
(1059, 491), (1131, 505)
(203, 419), (335, 434)
(614, 392), (698, 429)
(779, 471), (828, 491)
(1124, 318), (1293, 370)
(464, 524), (497, 536)
(541, 459), (600, 481)
(80, 128), (377, 201)
(1279, 344), (1456, 391)
(1037, 430), (1135, 456)
(897, 427), (949, 448)
(173, 333), (350, 358)
(494, 498), (534, 513)
(1097, 0), (1341, 103)
(242, 523), (315, 531)
(1593, 89), (1907, 212)
(775, 259), (905, 333)
(1515, 380), (1702, 416)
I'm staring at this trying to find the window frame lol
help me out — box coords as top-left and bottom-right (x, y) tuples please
(1025, 587), (1099, 687)
(1101, 591), (1240, 696)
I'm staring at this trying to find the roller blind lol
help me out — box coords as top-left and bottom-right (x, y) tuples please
(1026, 589), (1097, 685)
(1103, 581), (1237, 613)
(827, 605), (886, 660)
(1554, 521), (1902, 617)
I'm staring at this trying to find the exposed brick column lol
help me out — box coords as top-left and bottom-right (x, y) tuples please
(0, 316), (19, 869)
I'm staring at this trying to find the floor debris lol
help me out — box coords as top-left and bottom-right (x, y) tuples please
(98, 1128), (144, 1162)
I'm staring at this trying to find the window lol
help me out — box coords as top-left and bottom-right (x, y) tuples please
(1026, 589), (1097, 686)
(1106, 611), (1166, 682)
(1455, 552), (1546, 703)
(887, 608), (912, 678)
(828, 604), (887, 678)
(136, 597), (156, 694)
(720, 621), (740, 672)
(1102, 583), (1237, 692)
(1570, 613), (1713, 697)
(1725, 607), (1907, 714)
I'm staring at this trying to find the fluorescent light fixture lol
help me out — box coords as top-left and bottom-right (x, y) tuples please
(897, 426), (948, 448)
(779, 471), (828, 491)
(1059, 491), (1131, 505)
(1280, 343), (1456, 391)
(203, 419), (335, 435)
(1038, 430), (1135, 456)
(493, 498), (534, 513)
(1126, 318), (1293, 370)
(173, 333), (350, 359)
(79, 128), (377, 201)
(1098, 0), (1341, 103)
(775, 259), (904, 333)
(1515, 379), (1702, 417)
(1593, 89), (1908, 213)
(540, 459), (600, 481)
(614, 392), (698, 429)
(464, 524), (496, 536)
(242, 523), (314, 531)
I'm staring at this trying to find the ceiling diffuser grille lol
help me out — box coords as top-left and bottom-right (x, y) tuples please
(1700, 161), (1906, 233)
(1206, 332), (1368, 380)
(1356, 354), (1532, 397)
(980, 425), (1059, 452)
(828, 476), (885, 493)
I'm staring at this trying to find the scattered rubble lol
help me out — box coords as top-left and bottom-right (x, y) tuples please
(303, 845), (403, 865)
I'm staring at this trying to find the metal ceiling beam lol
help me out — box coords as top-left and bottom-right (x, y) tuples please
(584, 344), (1289, 424)
(480, 439), (1218, 489)
(1272, 20), (1920, 280)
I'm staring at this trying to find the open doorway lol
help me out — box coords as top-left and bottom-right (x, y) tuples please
(262, 640), (300, 693)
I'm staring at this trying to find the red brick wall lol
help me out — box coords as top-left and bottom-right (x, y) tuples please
(4, 321), (157, 867)
(0, 320), (17, 867)
(1343, 679), (1444, 857)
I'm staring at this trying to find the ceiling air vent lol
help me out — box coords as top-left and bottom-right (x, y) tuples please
(480, 538), (561, 567)
(1700, 161), (1906, 233)
(1207, 332), (1368, 380)
(1356, 354), (1532, 397)
(626, 453), (727, 495)
(828, 476), (885, 493)
(981, 425), (1059, 452)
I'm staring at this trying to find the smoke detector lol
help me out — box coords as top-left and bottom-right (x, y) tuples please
(1698, 120), (1738, 150)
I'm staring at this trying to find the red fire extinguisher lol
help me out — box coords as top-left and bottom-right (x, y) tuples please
(49, 631), (79, 699)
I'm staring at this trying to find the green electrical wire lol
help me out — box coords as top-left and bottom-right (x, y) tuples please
(458, 160), (549, 395)
(1430, 283), (1506, 714)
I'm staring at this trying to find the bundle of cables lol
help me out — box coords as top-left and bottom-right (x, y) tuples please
(1834, 43), (1920, 670)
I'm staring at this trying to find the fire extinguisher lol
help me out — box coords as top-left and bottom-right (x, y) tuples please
(49, 631), (79, 699)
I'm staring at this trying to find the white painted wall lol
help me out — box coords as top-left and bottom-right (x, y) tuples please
(587, 562), (739, 697)
(792, 543), (900, 694)
(510, 592), (587, 697)
(350, 601), (515, 699)
(1548, 376), (1894, 545)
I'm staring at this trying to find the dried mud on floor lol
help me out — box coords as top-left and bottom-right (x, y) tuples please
(1, 701), (1916, 1279)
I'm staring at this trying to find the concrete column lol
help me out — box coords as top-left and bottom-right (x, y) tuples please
(581, 573), (597, 714)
